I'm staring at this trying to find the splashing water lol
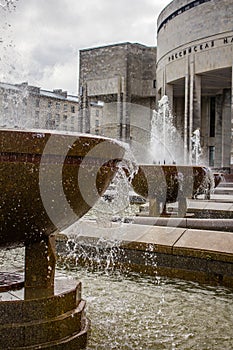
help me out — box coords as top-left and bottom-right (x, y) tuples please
(0, 83), (30, 128)
(191, 128), (202, 165)
(149, 95), (184, 165)
(84, 143), (139, 226)
(0, 0), (20, 81)
(59, 142), (140, 272)
(0, 0), (18, 10)
(0, 0), (32, 129)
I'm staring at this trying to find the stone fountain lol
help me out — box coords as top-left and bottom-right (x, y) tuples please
(130, 164), (212, 217)
(130, 95), (214, 217)
(0, 128), (125, 349)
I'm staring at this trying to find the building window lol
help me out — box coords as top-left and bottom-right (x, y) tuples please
(56, 102), (60, 109)
(153, 80), (156, 89)
(70, 116), (75, 131)
(64, 104), (68, 112)
(55, 114), (60, 127)
(209, 97), (215, 137)
(63, 115), (67, 130)
(71, 106), (75, 113)
(209, 146), (215, 167)
(48, 101), (52, 108)
(35, 99), (40, 107)
(35, 110), (39, 127)
(157, 0), (211, 33)
(46, 113), (55, 129)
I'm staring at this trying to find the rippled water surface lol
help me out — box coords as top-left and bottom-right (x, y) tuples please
(1, 247), (233, 349)
(57, 264), (233, 350)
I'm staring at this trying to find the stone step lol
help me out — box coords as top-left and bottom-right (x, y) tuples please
(218, 182), (233, 188)
(214, 187), (233, 195)
(0, 279), (89, 349)
(13, 317), (90, 350)
(0, 299), (86, 348)
(133, 217), (233, 232)
(0, 283), (81, 324)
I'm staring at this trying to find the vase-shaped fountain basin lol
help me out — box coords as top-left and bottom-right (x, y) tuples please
(131, 164), (211, 203)
(0, 129), (125, 247)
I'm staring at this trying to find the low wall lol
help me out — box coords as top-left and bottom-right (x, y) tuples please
(57, 221), (233, 289)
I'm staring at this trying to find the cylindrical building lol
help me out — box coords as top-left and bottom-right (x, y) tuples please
(157, 0), (233, 171)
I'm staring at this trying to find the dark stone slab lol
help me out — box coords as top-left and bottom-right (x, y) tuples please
(0, 291), (87, 348)
(0, 283), (81, 324)
(0, 272), (24, 292)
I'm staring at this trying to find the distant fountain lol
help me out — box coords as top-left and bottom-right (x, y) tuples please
(191, 128), (202, 165)
(131, 95), (213, 216)
(149, 95), (184, 165)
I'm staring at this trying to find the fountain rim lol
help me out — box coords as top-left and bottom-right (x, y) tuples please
(136, 164), (210, 169)
(1, 127), (126, 146)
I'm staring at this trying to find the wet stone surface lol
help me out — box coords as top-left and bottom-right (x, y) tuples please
(0, 272), (24, 292)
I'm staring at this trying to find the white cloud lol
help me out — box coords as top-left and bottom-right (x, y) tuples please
(0, 0), (171, 93)
(38, 57), (78, 94)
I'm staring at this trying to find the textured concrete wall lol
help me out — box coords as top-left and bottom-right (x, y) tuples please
(157, 0), (233, 87)
(79, 42), (157, 100)
(79, 43), (157, 145)
(157, 0), (233, 61)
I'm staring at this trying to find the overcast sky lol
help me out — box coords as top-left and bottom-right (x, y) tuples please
(0, 0), (171, 94)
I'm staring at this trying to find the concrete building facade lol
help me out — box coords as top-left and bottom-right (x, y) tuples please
(157, 0), (233, 171)
(0, 82), (79, 132)
(79, 42), (157, 150)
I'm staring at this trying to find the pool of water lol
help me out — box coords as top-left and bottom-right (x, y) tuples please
(1, 247), (233, 349)
(57, 264), (233, 350)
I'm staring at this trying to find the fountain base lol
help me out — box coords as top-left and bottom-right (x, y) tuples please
(0, 281), (89, 349)
(0, 236), (90, 349)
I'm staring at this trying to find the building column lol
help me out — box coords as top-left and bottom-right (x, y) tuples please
(122, 77), (128, 142)
(83, 83), (90, 132)
(79, 83), (89, 133)
(222, 89), (231, 168)
(215, 94), (223, 168)
(231, 65), (233, 169)
(189, 58), (194, 164)
(78, 87), (84, 132)
(117, 76), (123, 140)
(201, 96), (210, 165)
(162, 67), (166, 96)
(165, 83), (173, 108)
(184, 59), (189, 164)
(194, 74), (201, 131)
